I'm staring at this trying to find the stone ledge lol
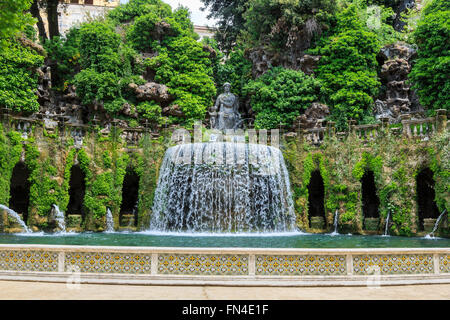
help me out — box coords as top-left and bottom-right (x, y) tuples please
(0, 272), (448, 287)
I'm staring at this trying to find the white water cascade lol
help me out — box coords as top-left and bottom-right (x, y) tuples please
(426, 209), (447, 238)
(149, 142), (297, 233)
(105, 208), (114, 232)
(330, 210), (339, 235)
(0, 204), (31, 233)
(384, 211), (391, 236)
(52, 204), (66, 232)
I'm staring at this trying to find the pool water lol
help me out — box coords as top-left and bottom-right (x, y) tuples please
(0, 231), (449, 248)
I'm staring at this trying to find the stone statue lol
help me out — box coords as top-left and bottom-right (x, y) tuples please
(212, 83), (241, 130)
(374, 99), (394, 122)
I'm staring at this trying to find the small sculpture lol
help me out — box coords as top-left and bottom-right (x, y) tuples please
(211, 83), (241, 130)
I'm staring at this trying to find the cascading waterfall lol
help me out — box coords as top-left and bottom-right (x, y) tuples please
(149, 142), (297, 233)
(0, 204), (31, 233)
(426, 209), (447, 238)
(384, 211), (390, 236)
(330, 209), (339, 235)
(105, 208), (114, 232)
(52, 204), (66, 232)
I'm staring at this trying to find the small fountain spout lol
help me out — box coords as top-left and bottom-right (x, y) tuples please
(383, 210), (391, 236)
(105, 208), (114, 232)
(52, 204), (66, 232)
(426, 209), (447, 238)
(330, 209), (339, 235)
(0, 204), (31, 233)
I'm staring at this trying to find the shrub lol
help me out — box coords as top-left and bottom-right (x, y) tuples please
(0, 41), (44, 112)
(313, 4), (381, 130)
(136, 101), (162, 122)
(409, 0), (450, 112)
(244, 67), (322, 129)
(147, 36), (216, 122)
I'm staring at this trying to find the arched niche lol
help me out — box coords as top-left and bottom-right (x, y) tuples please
(308, 170), (325, 229)
(9, 162), (31, 223)
(66, 164), (86, 219)
(119, 168), (140, 227)
(361, 170), (380, 219)
(416, 167), (440, 231)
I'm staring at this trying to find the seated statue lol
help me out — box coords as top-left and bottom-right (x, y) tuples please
(211, 83), (241, 130)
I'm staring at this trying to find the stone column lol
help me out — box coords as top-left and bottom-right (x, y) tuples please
(400, 114), (411, 137)
(435, 109), (447, 133)
(348, 120), (356, 137)
(327, 121), (336, 137)
(297, 120), (304, 144)
(380, 117), (389, 135)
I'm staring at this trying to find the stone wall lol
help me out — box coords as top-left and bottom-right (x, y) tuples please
(0, 110), (448, 237)
(0, 245), (448, 286)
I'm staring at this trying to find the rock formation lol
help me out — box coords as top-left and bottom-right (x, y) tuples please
(130, 82), (173, 103)
(375, 43), (424, 122)
(294, 103), (330, 130)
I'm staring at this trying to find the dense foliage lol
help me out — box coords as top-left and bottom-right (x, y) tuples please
(0, 0), (35, 41)
(312, 4), (382, 130)
(0, 41), (44, 112)
(242, 0), (337, 49)
(200, 0), (248, 53)
(42, 0), (216, 125)
(244, 67), (322, 129)
(409, 0), (450, 112)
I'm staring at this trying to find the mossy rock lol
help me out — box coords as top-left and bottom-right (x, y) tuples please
(120, 214), (135, 227)
(310, 216), (325, 229)
(364, 217), (380, 231)
(67, 214), (82, 228)
(338, 221), (355, 234)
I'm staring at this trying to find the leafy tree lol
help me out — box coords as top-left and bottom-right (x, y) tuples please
(108, 0), (172, 23)
(0, 0), (35, 41)
(146, 36), (216, 121)
(200, 0), (248, 53)
(214, 46), (252, 100)
(43, 27), (81, 87)
(243, 67), (322, 129)
(313, 3), (381, 130)
(71, 21), (142, 115)
(242, 0), (337, 50)
(127, 7), (197, 53)
(0, 41), (44, 112)
(409, 0), (450, 112)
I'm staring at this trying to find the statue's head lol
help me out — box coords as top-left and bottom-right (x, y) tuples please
(223, 82), (231, 93)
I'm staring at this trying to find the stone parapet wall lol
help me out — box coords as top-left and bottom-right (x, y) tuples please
(0, 245), (448, 286)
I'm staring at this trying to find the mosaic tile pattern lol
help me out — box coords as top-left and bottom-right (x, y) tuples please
(439, 255), (449, 273)
(158, 254), (248, 275)
(255, 255), (347, 275)
(353, 254), (434, 275)
(65, 252), (152, 274)
(0, 250), (58, 272)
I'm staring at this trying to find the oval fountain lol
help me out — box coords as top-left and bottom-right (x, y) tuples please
(149, 141), (297, 233)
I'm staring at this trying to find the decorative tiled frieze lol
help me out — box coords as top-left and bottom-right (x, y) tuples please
(255, 255), (347, 276)
(158, 254), (248, 275)
(0, 250), (58, 272)
(439, 254), (449, 273)
(65, 252), (152, 274)
(353, 254), (434, 275)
